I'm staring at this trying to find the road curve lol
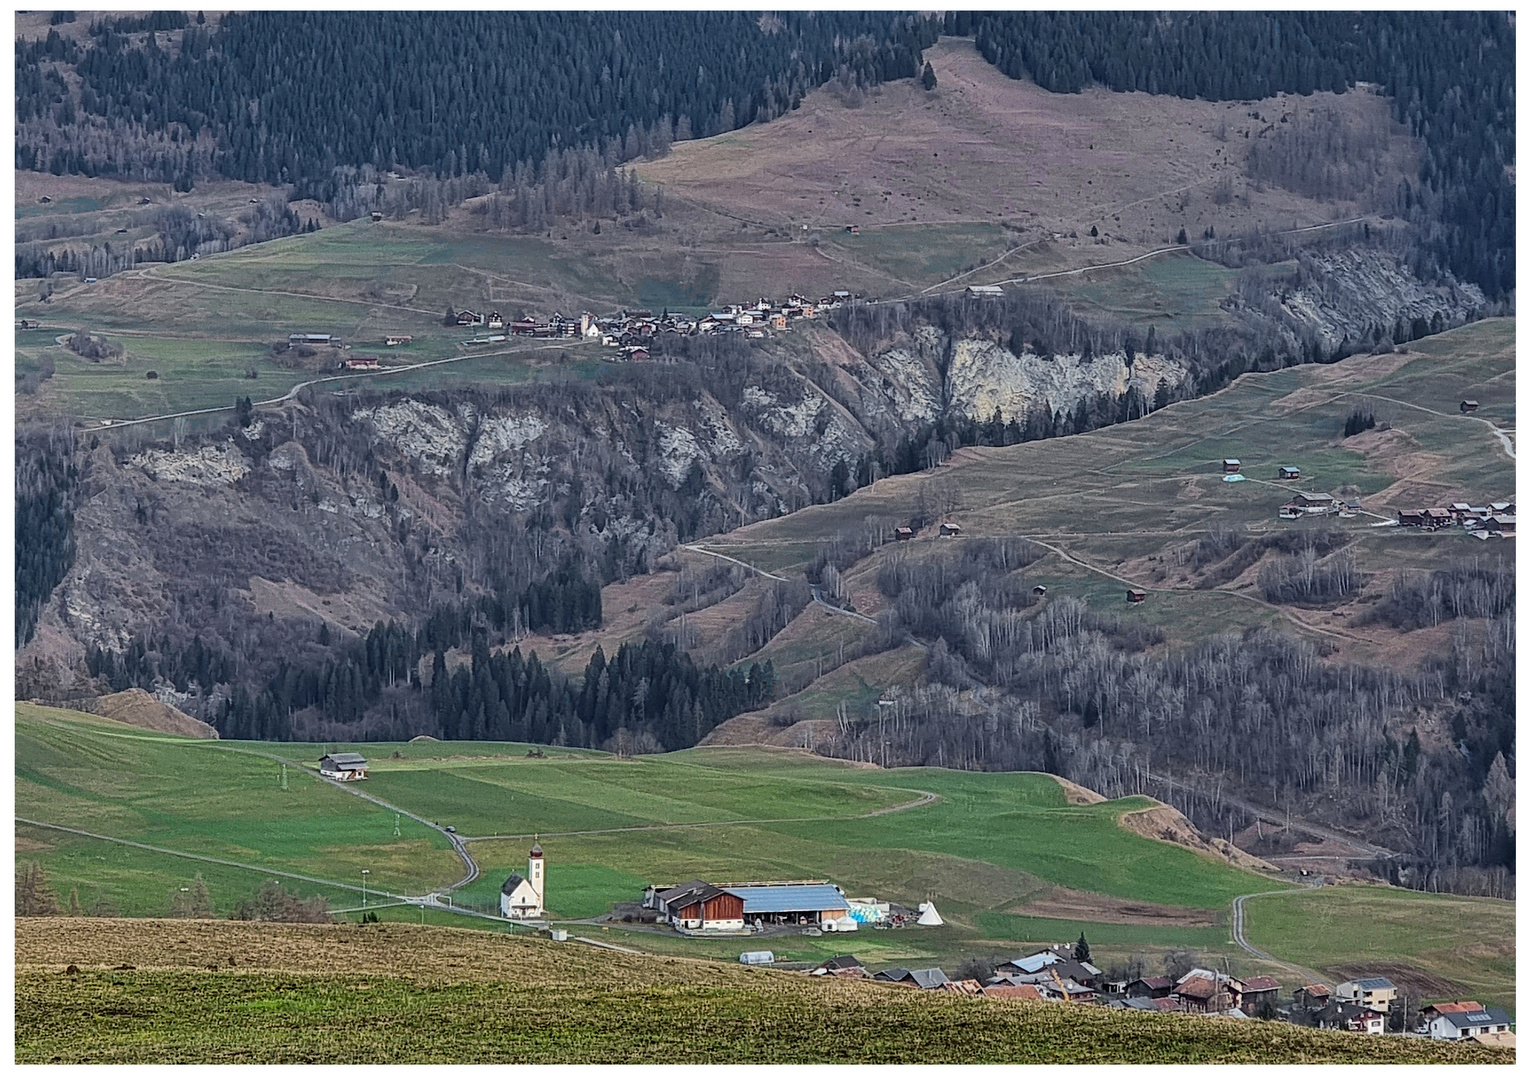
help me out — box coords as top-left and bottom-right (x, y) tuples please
(1231, 883), (1327, 983)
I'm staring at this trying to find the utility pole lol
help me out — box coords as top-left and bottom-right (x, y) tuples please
(361, 869), (370, 908)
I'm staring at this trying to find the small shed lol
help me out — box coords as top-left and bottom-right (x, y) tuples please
(894, 526), (914, 542)
(966, 284), (1004, 298)
(1032, 584), (1047, 596)
(939, 522), (963, 537)
(1222, 458), (1242, 474)
(370, 211), (383, 222)
(1278, 466), (1301, 481)
(1126, 589), (1147, 604)
(1460, 400), (1480, 413)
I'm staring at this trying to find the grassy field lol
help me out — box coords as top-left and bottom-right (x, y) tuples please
(14, 920), (1510, 1064)
(1244, 885), (1517, 1014)
(16, 704), (460, 906)
(16, 705), (1514, 1013)
(17, 703), (1281, 976)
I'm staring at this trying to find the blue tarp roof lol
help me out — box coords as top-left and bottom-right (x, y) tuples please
(725, 885), (847, 913)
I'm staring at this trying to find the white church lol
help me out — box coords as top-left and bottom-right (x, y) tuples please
(500, 839), (545, 918)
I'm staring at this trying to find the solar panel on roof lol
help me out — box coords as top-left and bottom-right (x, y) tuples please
(725, 885), (847, 913)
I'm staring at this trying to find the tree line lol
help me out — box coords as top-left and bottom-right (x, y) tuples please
(827, 536), (1514, 886)
(17, 11), (938, 192)
(15, 437), (78, 647)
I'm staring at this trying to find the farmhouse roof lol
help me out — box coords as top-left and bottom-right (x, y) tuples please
(1176, 976), (1222, 1001)
(908, 968), (950, 989)
(725, 884), (847, 913)
(821, 955), (864, 971)
(1242, 976), (1282, 992)
(1425, 1001), (1484, 1016)
(322, 752), (367, 768)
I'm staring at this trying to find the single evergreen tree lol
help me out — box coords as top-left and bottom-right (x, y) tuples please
(1074, 932), (1092, 964)
(920, 61), (937, 90)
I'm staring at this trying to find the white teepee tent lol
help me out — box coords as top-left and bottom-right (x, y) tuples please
(916, 901), (944, 927)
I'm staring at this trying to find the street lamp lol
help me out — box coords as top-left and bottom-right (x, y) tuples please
(361, 869), (370, 908)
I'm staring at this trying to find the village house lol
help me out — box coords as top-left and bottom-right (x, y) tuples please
(1423, 507), (1453, 530)
(810, 955), (867, 978)
(1334, 977), (1397, 1013)
(874, 967), (949, 990)
(1396, 508), (1427, 527)
(1125, 975), (1174, 999)
(1309, 1002), (1386, 1035)
(1174, 974), (1232, 1014)
(384, 334), (412, 346)
(500, 840), (546, 919)
(341, 357), (381, 370)
(1222, 458), (1242, 474)
(966, 284), (1004, 298)
(894, 526), (914, 542)
(1293, 984), (1332, 1010)
(1278, 466), (1301, 481)
(1428, 1006), (1514, 1042)
(1292, 491), (1338, 514)
(994, 951), (1102, 987)
(318, 752), (368, 781)
(487, 311), (505, 330)
(1485, 514), (1515, 535)
(289, 333), (334, 345)
(1126, 588), (1147, 604)
(939, 522), (963, 537)
(1489, 500), (1514, 515)
(1239, 975), (1282, 1014)
(1460, 399), (1480, 413)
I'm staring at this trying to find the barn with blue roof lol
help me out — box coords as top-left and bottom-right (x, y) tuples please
(645, 879), (851, 933)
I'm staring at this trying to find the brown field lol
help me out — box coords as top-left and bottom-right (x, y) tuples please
(640, 37), (1412, 286)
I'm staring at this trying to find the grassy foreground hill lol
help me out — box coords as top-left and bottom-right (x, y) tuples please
(14, 919), (1509, 1064)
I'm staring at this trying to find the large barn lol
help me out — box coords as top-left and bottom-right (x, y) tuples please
(318, 753), (368, 781)
(645, 880), (851, 933)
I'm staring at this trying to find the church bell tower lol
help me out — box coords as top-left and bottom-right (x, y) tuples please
(528, 837), (544, 913)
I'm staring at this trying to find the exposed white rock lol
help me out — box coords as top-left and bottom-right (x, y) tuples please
(468, 414), (548, 470)
(657, 424), (707, 488)
(129, 442), (250, 486)
(357, 401), (465, 477)
(947, 342), (1187, 423)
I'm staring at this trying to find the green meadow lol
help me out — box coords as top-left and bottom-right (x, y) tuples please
(16, 704), (1512, 992)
